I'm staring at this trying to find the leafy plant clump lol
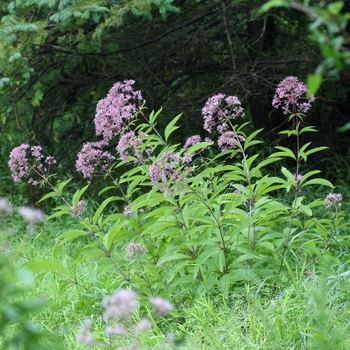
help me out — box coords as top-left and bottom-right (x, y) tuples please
(6, 75), (349, 347)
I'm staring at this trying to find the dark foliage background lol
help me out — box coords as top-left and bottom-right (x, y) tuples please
(1, 0), (350, 201)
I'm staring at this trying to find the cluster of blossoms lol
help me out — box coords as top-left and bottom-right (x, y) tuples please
(8, 144), (56, 185)
(272, 76), (315, 114)
(202, 94), (246, 152)
(0, 197), (13, 216)
(77, 289), (174, 348)
(116, 131), (151, 163)
(325, 193), (342, 209)
(76, 80), (145, 180)
(75, 140), (115, 182)
(71, 200), (87, 217)
(95, 80), (145, 142)
(125, 243), (148, 260)
(149, 151), (194, 193)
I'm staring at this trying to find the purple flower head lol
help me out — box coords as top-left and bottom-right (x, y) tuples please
(183, 135), (201, 150)
(76, 140), (115, 182)
(126, 243), (148, 259)
(202, 94), (245, 133)
(149, 151), (194, 193)
(71, 200), (87, 217)
(116, 131), (148, 163)
(218, 131), (245, 152)
(9, 144), (56, 185)
(272, 76), (315, 114)
(149, 296), (173, 317)
(94, 80), (145, 141)
(76, 319), (96, 346)
(325, 193), (342, 209)
(0, 197), (13, 215)
(18, 206), (45, 225)
(102, 289), (138, 321)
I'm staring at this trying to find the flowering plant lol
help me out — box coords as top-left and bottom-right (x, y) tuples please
(8, 77), (347, 306)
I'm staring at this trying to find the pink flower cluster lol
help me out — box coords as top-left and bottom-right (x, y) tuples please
(8, 144), (56, 185)
(126, 243), (148, 259)
(272, 76), (315, 114)
(76, 80), (145, 179)
(202, 94), (245, 134)
(75, 140), (115, 181)
(95, 80), (144, 142)
(71, 200), (87, 217)
(77, 289), (174, 347)
(202, 94), (246, 152)
(149, 151), (193, 193)
(116, 131), (150, 163)
(325, 193), (342, 209)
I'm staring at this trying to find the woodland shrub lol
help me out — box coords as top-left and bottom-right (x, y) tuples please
(6, 76), (349, 346)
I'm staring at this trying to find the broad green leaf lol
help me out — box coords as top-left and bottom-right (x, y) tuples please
(301, 178), (334, 188)
(36, 190), (59, 203)
(26, 260), (69, 274)
(270, 146), (296, 160)
(307, 73), (322, 95)
(57, 177), (73, 194)
(164, 113), (182, 142)
(149, 107), (163, 125)
(93, 196), (121, 225)
(258, 0), (289, 15)
(218, 273), (231, 299)
(58, 229), (90, 245)
(72, 184), (89, 207)
(103, 221), (128, 250)
(157, 252), (189, 265)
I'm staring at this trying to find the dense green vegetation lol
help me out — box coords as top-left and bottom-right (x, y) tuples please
(1, 1), (350, 349)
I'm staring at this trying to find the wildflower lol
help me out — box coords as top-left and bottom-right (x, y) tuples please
(0, 198), (13, 215)
(123, 204), (133, 217)
(126, 243), (148, 259)
(76, 140), (115, 181)
(183, 135), (201, 150)
(202, 94), (245, 133)
(217, 131), (245, 152)
(116, 131), (148, 163)
(149, 151), (194, 193)
(71, 200), (87, 217)
(272, 76), (315, 114)
(102, 289), (138, 321)
(105, 325), (128, 336)
(18, 207), (45, 225)
(8, 144), (56, 185)
(95, 80), (145, 141)
(149, 296), (173, 316)
(325, 193), (342, 209)
(76, 319), (96, 346)
(135, 317), (152, 332)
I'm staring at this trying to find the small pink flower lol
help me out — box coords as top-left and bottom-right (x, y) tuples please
(325, 193), (342, 209)
(149, 296), (173, 316)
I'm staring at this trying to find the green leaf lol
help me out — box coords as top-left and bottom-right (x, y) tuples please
(93, 196), (121, 225)
(36, 190), (59, 203)
(301, 178), (334, 188)
(218, 274), (231, 299)
(157, 252), (190, 265)
(149, 107), (163, 125)
(58, 229), (90, 245)
(164, 113), (182, 142)
(57, 178), (73, 194)
(307, 73), (322, 95)
(258, 0), (289, 15)
(270, 146), (296, 160)
(72, 185), (89, 207)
